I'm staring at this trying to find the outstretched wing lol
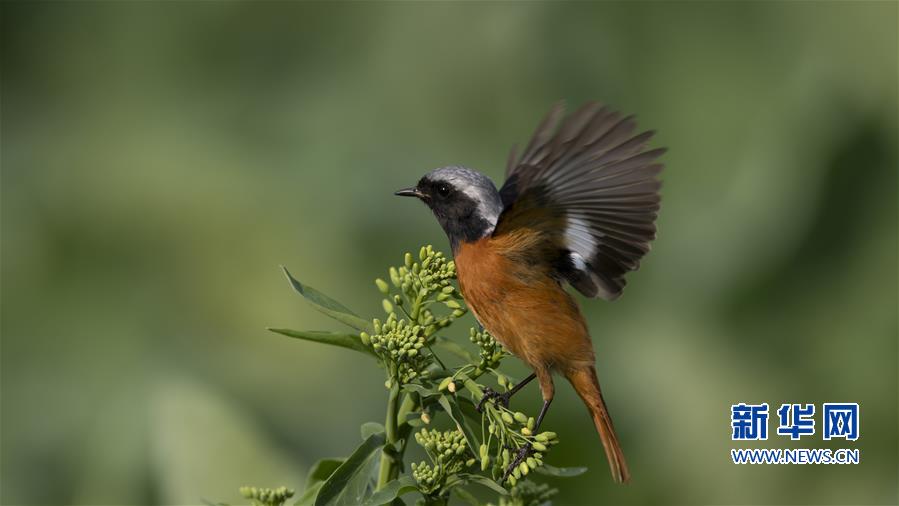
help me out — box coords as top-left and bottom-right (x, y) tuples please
(495, 102), (665, 300)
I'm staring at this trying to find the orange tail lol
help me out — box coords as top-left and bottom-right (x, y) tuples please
(565, 366), (631, 484)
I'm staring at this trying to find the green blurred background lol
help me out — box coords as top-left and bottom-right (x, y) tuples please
(2, 2), (896, 505)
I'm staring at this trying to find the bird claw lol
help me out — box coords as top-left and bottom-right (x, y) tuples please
(476, 386), (511, 412)
(502, 443), (534, 483)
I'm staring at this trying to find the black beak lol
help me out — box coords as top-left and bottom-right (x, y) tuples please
(394, 186), (425, 199)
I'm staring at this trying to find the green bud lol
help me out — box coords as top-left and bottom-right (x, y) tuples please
(513, 412), (528, 424)
(389, 267), (401, 286)
(375, 278), (390, 294)
(497, 374), (508, 388)
(527, 417), (535, 430)
(501, 412), (514, 425)
(444, 300), (462, 309)
(360, 332), (370, 345)
(479, 443), (488, 459)
(382, 299), (393, 313)
(526, 457), (538, 469)
(521, 427), (532, 436)
(393, 294), (403, 305)
(508, 475), (517, 486)
(532, 442), (548, 452)
(404, 252), (413, 268)
(420, 246), (428, 261)
(436, 292), (450, 302)
(466, 458), (476, 467)
(452, 309), (466, 318)
(519, 461), (530, 475)
(438, 377), (453, 391)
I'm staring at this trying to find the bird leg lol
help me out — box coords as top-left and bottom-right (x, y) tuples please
(476, 373), (536, 412)
(502, 370), (555, 482)
(502, 397), (553, 482)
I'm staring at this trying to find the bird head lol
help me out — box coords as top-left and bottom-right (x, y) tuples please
(395, 166), (503, 250)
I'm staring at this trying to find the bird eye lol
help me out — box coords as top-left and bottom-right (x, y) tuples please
(437, 184), (450, 197)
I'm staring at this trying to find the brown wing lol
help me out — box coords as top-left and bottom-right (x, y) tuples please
(494, 102), (665, 300)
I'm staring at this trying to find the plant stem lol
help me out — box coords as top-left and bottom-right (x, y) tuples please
(396, 393), (417, 423)
(377, 381), (400, 490)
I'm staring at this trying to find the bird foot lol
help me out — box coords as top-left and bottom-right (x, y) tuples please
(502, 443), (534, 483)
(476, 386), (511, 412)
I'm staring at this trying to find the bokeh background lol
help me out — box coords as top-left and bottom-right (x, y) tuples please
(2, 2), (896, 505)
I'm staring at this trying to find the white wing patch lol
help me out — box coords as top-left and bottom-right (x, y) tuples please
(565, 214), (599, 260)
(566, 215), (618, 299)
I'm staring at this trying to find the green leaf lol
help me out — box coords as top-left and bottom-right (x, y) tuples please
(433, 336), (475, 362)
(359, 476), (418, 506)
(314, 432), (386, 506)
(268, 329), (375, 357)
(437, 395), (480, 456)
(399, 383), (436, 397)
(295, 482), (323, 506)
(452, 487), (482, 506)
(453, 474), (508, 495)
(281, 266), (373, 332)
(456, 397), (482, 425)
(360, 422), (385, 440)
(306, 458), (347, 489)
(534, 463), (588, 477)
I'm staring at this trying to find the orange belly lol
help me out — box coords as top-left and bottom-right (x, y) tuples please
(454, 234), (595, 371)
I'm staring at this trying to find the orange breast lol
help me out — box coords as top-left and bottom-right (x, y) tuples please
(454, 233), (595, 371)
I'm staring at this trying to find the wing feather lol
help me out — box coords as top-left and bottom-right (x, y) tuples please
(495, 102), (665, 300)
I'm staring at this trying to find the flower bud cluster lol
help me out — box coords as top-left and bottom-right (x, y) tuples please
(490, 481), (558, 506)
(498, 445), (543, 486)
(375, 246), (466, 333)
(238, 486), (294, 506)
(400, 245), (457, 291)
(361, 314), (431, 385)
(410, 461), (441, 495)
(484, 405), (561, 483)
(411, 428), (474, 494)
(469, 327), (504, 372)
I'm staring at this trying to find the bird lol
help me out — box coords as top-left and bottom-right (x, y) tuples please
(395, 102), (664, 484)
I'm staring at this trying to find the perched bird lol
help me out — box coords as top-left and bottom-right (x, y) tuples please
(395, 102), (664, 484)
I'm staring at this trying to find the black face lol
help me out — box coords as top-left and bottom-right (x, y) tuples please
(396, 177), (494, 251)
